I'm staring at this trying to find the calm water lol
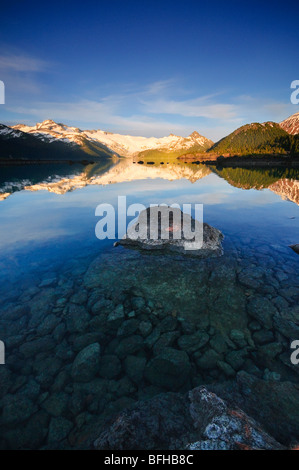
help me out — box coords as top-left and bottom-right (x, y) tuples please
(0, 159), (298, 449)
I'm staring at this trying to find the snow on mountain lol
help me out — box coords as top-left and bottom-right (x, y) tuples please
(23, 163), (210, 195)
(84, 128), (212, 156)
(280, 112), (299, 135)
(0, 124), (23, 138)
(0, 159), (211, 200)
(12, 120), (213, 156)
(13, 120), (82, 144)
(269, 178), (299, 205)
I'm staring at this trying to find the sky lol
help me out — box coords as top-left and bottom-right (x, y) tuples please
(0, 0), (298, 141)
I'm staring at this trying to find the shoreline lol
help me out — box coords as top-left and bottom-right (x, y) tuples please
(0, 159), (97, 166)
(1, 155), (299, 169)
(178, 154), (299, 167)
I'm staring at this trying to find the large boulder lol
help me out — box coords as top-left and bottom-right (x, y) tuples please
(118, 206), (224, 258)
(93, 386), (284, 450)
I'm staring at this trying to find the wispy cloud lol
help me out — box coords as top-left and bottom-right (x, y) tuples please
(146, 79), (177, 95)
(0, 50), (53, 98)
(141, 96), (238, 119)
(8, 99), (188, 136)
(0, 54), (49, 72)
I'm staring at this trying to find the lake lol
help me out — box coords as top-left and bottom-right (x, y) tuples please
(0, 158), (298, 449)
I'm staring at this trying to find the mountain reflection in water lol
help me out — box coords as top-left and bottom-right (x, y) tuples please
(0, 159), (298, 206)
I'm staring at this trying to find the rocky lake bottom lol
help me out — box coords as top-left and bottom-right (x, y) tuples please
(0, 161), (298, 449)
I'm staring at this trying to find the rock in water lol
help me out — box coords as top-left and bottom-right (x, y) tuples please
(290, 244), (299, 255)
(118, 206), (224, 258)
(93, 386), (285, 450)
(71, 343), (101, 383)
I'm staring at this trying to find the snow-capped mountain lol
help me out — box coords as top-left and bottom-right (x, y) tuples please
(0, 125), (23, 139)
(13, 120), (86, 145)
(280, 112), (299, 135)
(13, 120), (213, 157)
(0, 122), (117, 162)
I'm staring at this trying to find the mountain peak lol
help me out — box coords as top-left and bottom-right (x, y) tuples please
(189, 131), (201, 138)
(209, 120), (291, 155)
(40, 119), (57, 125)
(280, 112), (299, 135)
(36, 119), (59, 128)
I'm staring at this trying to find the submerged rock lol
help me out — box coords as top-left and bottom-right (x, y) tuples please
(290, 244), (299, 255)
(118, 206), (224, 258)
(99, 355), (122, 379)
(145, 347), (191, 390)
(1, 394), (37, 426)
(71, 343), (101, 383)
(48, 417), (73, 444)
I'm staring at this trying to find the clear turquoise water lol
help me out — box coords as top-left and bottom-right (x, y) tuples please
(0, 163), (298, 279)
(0, 160), (298, 448)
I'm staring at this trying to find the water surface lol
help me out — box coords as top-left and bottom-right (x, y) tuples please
(0, 159), (298, 449)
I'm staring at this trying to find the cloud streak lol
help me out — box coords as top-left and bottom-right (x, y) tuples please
(8, 99), (189, 136)
(141, 97), (238, 119)
(0, 51), (53, 99)
(0, 54), (49, 72)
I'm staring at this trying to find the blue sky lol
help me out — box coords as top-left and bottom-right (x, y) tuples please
(0, 0), (298, 141)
